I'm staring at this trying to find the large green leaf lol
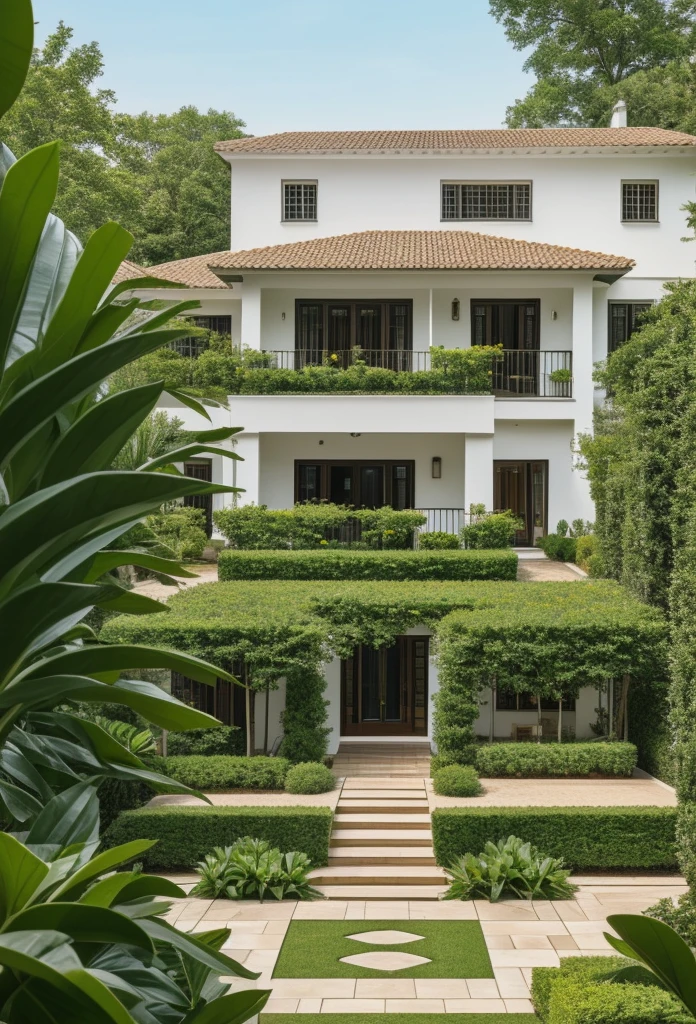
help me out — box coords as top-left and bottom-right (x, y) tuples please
(49, 841), (156, 903)
(21, 644), (240, 688)
(0, 833), (48, 924)
(104, 275), (190, 304)
(5, 903), (154, 952)
(0, 779), (44, 822)
(0, 142), (60, 371)
(605, 914), (696, 1017)
(84, 550), (198, 582)
(141, 918), (259, 981)
(80, 873), (184, 909)
(181, 989), (272, 1024)
(0, 0), (33, 119)
(0, 745), (55, 801)
(140, 443), (241, 472)
(26, 782), (99, 848)
(96, 587), (170, 616)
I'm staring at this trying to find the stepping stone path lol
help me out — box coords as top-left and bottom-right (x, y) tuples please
(310, 776), (449, 899)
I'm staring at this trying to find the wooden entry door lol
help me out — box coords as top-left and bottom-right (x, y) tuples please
(494, 460), (548, 546)
(341, 637), (428, 736)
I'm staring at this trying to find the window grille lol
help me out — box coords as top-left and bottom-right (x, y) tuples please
(283, 181), (317, 221)
(608, 301), (653, 353)
(621, 181), (658, 221)
(442, 182), (531, 221)
(168, 315), (232, 358)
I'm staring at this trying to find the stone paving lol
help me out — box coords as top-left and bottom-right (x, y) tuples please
(427, 775), (677, 809)
(163, 879), (687, 1014)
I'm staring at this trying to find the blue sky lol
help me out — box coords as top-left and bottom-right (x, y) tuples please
(32, 0), (533, 135)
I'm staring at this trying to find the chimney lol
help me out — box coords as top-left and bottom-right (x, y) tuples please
(610, 100), (627, 128)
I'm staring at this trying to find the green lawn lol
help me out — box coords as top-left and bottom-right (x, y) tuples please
(272, 920), (493, 979)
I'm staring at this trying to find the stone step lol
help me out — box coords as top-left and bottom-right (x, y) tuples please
(328, 847), (436, 866)
(330, 829), (433, 846)
(342, 777), (428, 789)
(338, 789), (427, 799)
(315, 884), (449, 901)
(336, 799), (430, 813)
(310, 865), (447, 885)
(333, 813), (431, 828)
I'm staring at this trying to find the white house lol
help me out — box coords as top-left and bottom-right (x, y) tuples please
(118, 120), (695, 750)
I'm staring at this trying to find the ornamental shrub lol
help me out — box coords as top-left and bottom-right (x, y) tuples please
(575, 534), (597, 571)
(444, 835), (576, 901)
(461, 511), (521, 549)
(432, 806), (677, 869)
(537, 533), (578, 562)
(280, 668), (331, 764)
(167, 725), (245, 757)
(549, 980), (691, 1024)
(475, 742), (637, 778)
(432, 764), (482, 796)
(105, 805), (334, 869)
(190, 838), (322, 902)
(163, 755), (289, 790)
(217, 548), (518, 581)
(146, 506), (208, 560)
(418, 531), (460, 550)
(532, 957), (672, 1023)
(430, 748), (479, 774)
(284, 762), (335, 794)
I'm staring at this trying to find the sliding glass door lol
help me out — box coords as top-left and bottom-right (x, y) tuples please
(296, 460), (414, 509)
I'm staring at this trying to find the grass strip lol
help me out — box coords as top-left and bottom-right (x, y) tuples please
(272, 919), (493, 979)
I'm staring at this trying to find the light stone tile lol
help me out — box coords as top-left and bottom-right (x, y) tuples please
(409, 902), (478, 920)
(356, 980), (416, 998)
(445, 998), (507, 1013)
(176, 918), (206, 930)
(415, 980), (470, 998)
(474, 901), (538, 922)
(482, 921), (567, 935)
(221, 979), (263, 993)
(466, 980), (500, 999)
(565, 920), (616, 935)
(505, 999), (535, 1013)
(298, 999), (323, 1013)
(521, 968), (533, 986)
(550, 934), (579, 950)
(202, 904), (243, 921)
(228, 921), (268, 933)
(293, 903), (348, 920)
(235, 905), (296, 920)
(365, 903), (411, 920)
(264, 998), (299, 1013)
(345, 902), (366, 920)
(191, 922), (219, 933)
(385, 999), (445, 1012)
(533, 902), (561, 921)
(271, 980), (356, 999)
(225, 949), (249, 964)
(265, 920), (291, 934)
(244, 950), (279, 968)
(489, 949), (560, 968)
(512, 935), (553, 949)
(320, 999), (385, 1012)
(486, 936), (514, 949)
(224, 934), (285, 950)
(493, 968), (530, 998)
(552, 902), (588, 921)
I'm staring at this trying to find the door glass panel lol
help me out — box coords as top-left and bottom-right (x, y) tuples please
(360, 465), (384, 508)
(330, 465), (353, 505)
(361, 647), (381, 721)
(328, 306), (351, 354)
(385, 645), (401, 721)
(357, 306), (382, 350)
(391, 465), (410, 511)
(495, 463), (527, 544)
(298, 464), (321, 503)
(388, 304), (410, 351)
(296, 303), (323, 361)
(532, 462), (546, 542)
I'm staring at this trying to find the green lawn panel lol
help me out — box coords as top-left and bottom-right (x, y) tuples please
(272, 919), (493, 979)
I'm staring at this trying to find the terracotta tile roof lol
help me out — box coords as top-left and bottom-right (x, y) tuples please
(215, 127), (696, 154)
(146, 252), (230, 289)
(111, 258), (148, 284)
(205, 230), (634, 272)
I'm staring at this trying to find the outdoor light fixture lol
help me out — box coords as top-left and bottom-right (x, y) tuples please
(451, 299), (460, 321)
(551, 310), (558, 321)
(350, 433), (361, 438)
(432, 456), (442, 479)
(281, 312), (286, 320)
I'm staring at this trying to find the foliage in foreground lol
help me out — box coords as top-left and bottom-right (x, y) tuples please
(191, 837), (323, 902)
(646, 891), (696, 948)
(443, 835), (577, 902)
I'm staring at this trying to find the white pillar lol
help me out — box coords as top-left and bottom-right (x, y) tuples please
(428, 288), (433, 349)
(464, 434), (494, 511)
(241, 280), (262, 351)
(230, 297), (242, 351)
(572, 280), (595, 437)
(234, 432), (260, 507)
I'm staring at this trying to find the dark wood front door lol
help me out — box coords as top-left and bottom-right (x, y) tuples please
(341, 637), (428, 736)
(494, 460), (548, 547)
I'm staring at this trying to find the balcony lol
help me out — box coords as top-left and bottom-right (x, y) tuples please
(262, 349), (573, 398)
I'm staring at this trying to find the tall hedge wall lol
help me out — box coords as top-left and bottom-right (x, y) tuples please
(217, 548), (518, 581)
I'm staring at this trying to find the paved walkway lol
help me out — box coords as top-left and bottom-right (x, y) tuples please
(428, 775), (676, 809)
(163, 879), (687, 1015)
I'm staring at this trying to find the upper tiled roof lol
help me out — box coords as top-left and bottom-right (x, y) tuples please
(111, 258), (148, 284)
(206, 230), (634, 272)
(146, 253), (230, 289)
(214, 127), (696, 154)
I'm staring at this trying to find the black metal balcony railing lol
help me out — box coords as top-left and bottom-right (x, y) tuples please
(261, 349), (573, 397)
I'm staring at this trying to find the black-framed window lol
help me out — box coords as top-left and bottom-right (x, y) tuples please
(169, 315), (232, 358)
(622, 181), (658, 222)
(295, 300), (413, 355)
(295, 460), (415, 510)
(608, 301), (653, 353)
(442, 182), (531, 221)
(171, 671), (246, 728)
(283, 181), (317, 221)
(471, 299), (539, 349)
(496, 690), (576, 712)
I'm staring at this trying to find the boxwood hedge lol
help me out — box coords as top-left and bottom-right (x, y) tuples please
(475, 742), (637, 778)
(162, 755), (289, 790)
(105, 805), (334, 869)
(217, 548), (518, 582)
(432, 806), (677, 869)
(532, 957), (661, 1023)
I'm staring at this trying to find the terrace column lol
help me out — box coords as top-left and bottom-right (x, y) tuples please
(241, 280), (262, 351)
(572, 280), (595, 437)
(464, 434), (494, 512)
(234, 432), (260, 507)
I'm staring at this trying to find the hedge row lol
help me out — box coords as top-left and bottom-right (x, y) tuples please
(162, 755), (289, 791)
(474, 742), (637, 778)
(217, 548), (518, 582)
(431, 806), (677, 869)
(105, 806), (334, 869)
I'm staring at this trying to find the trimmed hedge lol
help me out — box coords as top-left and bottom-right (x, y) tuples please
(105, 805), (334, 869)
(432, 764), (482, 796)
(284, 762), (335, 794)
(217, 548), (518, 582)
(162, 755), (289, 790)
(532, 957), (658, 1022)
(167, 726), (245, 757)
(550, 980), (691, 1024)
(432, 806), (677, 869)
(475, 742), (637, 778)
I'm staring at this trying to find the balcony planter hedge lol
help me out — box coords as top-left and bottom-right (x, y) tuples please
(432, 806), (677, 870)
(105, 805), (334, 870)
(474, 742), (637, 778)
(217, 548), (518, 582)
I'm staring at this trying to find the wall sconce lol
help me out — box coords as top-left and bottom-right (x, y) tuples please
(551, 310), (558, 321)
(432, 456), (442, 479)
(451, 299), (460, 321)
(350, 433), (361, 438)
(281, 312), (286, 320)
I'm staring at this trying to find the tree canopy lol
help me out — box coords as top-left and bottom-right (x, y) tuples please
(0, 22), (245, 260)
(490, 0), (696, 127)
